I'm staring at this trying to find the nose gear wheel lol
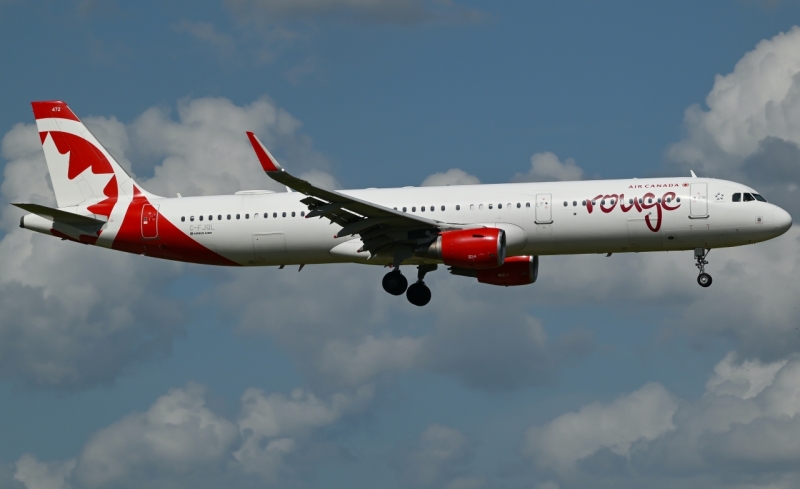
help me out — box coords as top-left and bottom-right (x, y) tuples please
(694, 248), (712, 288)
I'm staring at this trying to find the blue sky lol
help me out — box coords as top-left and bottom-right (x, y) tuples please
(2, 1), (800, 488)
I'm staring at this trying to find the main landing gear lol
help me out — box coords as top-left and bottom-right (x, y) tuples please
(382, 264), (437, 306)
(695, 247), (712, 288)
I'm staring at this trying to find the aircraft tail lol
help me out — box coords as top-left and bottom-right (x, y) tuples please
(31, 101), (157, 215)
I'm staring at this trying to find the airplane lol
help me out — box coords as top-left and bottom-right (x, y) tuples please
(15, 101), (793, 306)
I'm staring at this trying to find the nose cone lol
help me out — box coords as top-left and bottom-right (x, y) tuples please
(773, 206), (792, 235)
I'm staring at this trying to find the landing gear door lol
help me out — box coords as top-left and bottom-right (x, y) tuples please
(252, 232), (288, 264)
(690, 183), (708, 217)
(535, 194), (553, 224)
(141, 204), (159, 239)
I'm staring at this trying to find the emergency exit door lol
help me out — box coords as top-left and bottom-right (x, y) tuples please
(690, 183), (708, 217)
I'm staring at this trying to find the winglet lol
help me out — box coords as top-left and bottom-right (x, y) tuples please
(690, 170), (697, 178)
(246, 132), (283, 173)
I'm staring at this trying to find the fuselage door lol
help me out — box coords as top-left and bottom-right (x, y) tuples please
(535, 193), (553, 224)
(690, 183), (708, 217)
(141, 204), (159, 239)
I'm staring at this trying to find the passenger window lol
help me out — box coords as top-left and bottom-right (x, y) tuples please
(421, 206), (425, 212)
(647, 198), (652, 204)
(573, 201), (577, 206)
(743, 193), (755, 202)
(470, 204), (475, 210)
(456, 205), (460, 210)
(629, 199), (633, 204)
(611, 199), (616, 205)
(291, 211), (296, 217)
(227, 214), (231, 220)
(282, 212), (286, 217)
(403, 207), (407, 212)
(441, 205), (445, 211)
(245, 214), (249, 219)
(563, 202), (568, 207)
(677, 197), (681, 202)
(209, 215), (213, 220)
(754, 194), (767, 202)
(582, 200), (586, 206)
(657, 198), (661, 204)
(181, 216), (185, 222)
(517, 203), (521, 208)
(301, 211), (306, 216)
(479, 204), (484, 210)
(218, 215), (222, 220)
(601, 199), (605, 205)
(638, 198), (643, 204)
(236, 214), (240, 219)
(199, 216), (203, 221)
(732, 193), (741, 202)
(412, 206), (416, 212)
(499, 203), (503, 209)
(264, 213), (268, 218)
(273, 212), (277, 218)
(488, 204), (493, 209)
(592, 200), (596, 206)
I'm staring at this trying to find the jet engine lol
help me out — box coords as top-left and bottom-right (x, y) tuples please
(450, 255), (539, 286)
(415, 228), (506, 269)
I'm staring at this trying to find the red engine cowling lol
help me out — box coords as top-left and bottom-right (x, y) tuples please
(417, 228), (506, 269)
(476, 255), (538, 286)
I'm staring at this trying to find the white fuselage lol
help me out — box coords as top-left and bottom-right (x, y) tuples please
(103, 177), (787, 266)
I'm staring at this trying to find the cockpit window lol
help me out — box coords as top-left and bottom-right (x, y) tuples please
(743, 193), (755, 202)
(753, 193), (767, 202)
(732, 193), (741, 202)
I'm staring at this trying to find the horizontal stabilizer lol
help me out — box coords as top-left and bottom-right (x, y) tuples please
(13, 203), (107, 226)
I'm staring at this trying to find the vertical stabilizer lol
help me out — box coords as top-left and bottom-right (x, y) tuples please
(31, 101), (157, 215)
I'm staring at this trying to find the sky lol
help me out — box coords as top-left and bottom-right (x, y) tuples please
(2, 1), (800, 488)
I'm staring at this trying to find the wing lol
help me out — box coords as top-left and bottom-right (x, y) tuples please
(246, 132), (461, 255)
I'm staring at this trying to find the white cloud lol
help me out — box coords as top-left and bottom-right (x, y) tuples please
(420, 168), (481, 187)
(14, 454), (75, 489)
(522, 353), (800, 488)
(73, 383), (239, 488)
(523, 382), (678, 471)
(19, 382), (374, 489)
(668, 26), (800, 217)
(131, 96), (333, 197)
(512, 152), (584, 183)
(317, 335), (423, 387)
(705, 352), (787, 399)
(389, 424), (476, 488)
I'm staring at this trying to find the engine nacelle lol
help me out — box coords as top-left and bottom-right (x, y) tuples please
(416, 228), (506, 269)
(476, 255), (539, 286)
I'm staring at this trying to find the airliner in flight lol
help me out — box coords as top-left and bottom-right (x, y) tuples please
(15, 101), (793, 306)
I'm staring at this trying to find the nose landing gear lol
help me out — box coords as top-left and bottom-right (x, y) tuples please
(695, 248), (712, 287)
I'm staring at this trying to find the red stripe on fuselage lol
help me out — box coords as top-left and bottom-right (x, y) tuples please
(112, 187), (240, 266)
